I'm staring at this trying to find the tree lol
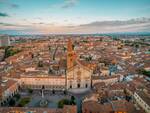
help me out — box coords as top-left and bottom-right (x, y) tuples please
(140, 38), (145, 42)
(126, 95), (132, 102)
(58, 99), (71, 108)
(48, 46), (51, 51)
(137, 68), (150, 77)
(28, 88), (33, 94)
(71, 96), (76, 105)
(38, 61), (43, 67)
(48, 67), (53, 74)
(135, 44), (139, 48)
(63, 90), (67, 95)
(85, 56), (92, 62)
(18, 97), (30, 107)
(89, 56), (92, 61)
(9, 98), (16, 106)
(63, 46), (66, 52)
(14, 93), (21, 100)
(4, 46), (21, 59)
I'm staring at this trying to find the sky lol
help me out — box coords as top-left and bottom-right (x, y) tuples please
(0, 0), (150, 34)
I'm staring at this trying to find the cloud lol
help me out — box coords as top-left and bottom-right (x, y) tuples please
(0, 22), (33, 30)
(64, 17), (150, 33)
(0, 22), (52, 34)
(0, 29), (44, 35)
(61, 0), (78, 8)
(0, 22), (15, 26)
(0, 21), (54, 28)
(0, 12), (9, 17)
(50, 0), (79, 9)
(10, 4), (19, 8)
(0, 17), (150, 34)
(0, 0), (19, 8)
(54, 0), (79, 9)
(32, 22), (54, 26)
(79, 18), (150, 27)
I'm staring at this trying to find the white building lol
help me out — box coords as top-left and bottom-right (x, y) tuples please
(133, 91), (150, 113)
(0, 79), (19, 106)
(0, 35), (10, 47)
(20, 75), (66, 90)
(67, 62), (92, 89)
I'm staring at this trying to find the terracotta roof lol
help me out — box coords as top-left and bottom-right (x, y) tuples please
(82, 101), (112, 113)
(1, 79), (17, 94)
(82, 100), (143, 113)
(0, 107), (63, 113)
(136, 91), (150, 106)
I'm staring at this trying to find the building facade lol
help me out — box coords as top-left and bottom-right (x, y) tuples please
(0, 79), (19, 106)
(20, 76), (66, 90)
(67, 63), (92, 89)
(66, 39), (92, 90)
(133, 91), (150, 113)
(0, 35), (10, 47)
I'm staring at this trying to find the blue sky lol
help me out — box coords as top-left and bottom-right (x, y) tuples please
(0, 0), (150, 34)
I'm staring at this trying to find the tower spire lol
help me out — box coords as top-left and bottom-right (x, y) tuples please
(67, 38), (76, 69)
(67, 38), (73, 52)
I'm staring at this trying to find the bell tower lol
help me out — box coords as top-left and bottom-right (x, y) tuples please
(67, 38), (76, 69)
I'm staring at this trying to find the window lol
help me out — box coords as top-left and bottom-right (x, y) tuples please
(42, 85), (45, 89)
(85, 84), (88, 88)
(70, 85), (72, 89)
(77, 83), (80, 88)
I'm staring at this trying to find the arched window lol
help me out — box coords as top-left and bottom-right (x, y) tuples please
(42, 85), (45, 89)
(85, 84), (88, 88)
(70, 85), (72, 89)
(77, 83), (80, 88)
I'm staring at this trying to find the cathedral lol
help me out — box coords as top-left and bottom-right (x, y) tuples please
(66, 39), (92, 90)
(20, 39), (93, 91)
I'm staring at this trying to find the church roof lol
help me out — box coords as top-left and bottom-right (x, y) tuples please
(67, 60), (92, 73)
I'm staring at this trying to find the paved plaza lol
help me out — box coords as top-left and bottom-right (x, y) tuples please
(3, 89), (92, 113)
(20, 90), (71, 108)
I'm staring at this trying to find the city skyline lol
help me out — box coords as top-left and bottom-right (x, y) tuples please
(0, 0), (150, 34)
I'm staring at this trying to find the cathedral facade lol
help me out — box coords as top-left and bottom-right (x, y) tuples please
(66, 39), (92, 90)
